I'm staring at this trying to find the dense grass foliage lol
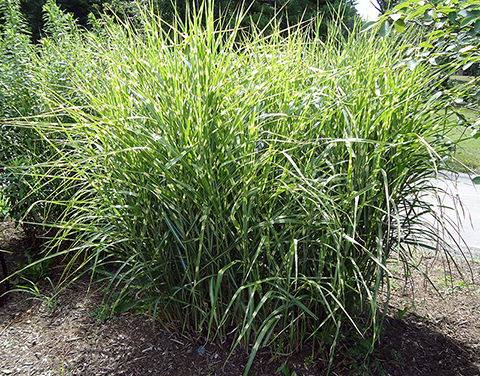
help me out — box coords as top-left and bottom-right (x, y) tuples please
(1, 1), (465, 373)
(0, 0), (85, 248)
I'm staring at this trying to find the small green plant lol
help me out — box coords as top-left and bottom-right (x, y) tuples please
(304, 354), (315, 368)
(12, 276), (59, 314)
(397, 304), (409, 322)
(277, 361), (296, 376)
(471, 257), (480, 264)
(347, 349), (384, 376)
(434, 274), (469, 294)
(51, 363), (76, 376)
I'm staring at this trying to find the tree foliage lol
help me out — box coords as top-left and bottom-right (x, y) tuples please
(370, 0), (480, 72)
(16, 0), (105, 40)
(365, 0), (480, 180)
(13, 0), (358, 41)
(150, 0), (358, 34)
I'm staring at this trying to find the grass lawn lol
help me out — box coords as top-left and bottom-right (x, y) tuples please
(449, 124), (480, 173)
(440, 88), (480, 173)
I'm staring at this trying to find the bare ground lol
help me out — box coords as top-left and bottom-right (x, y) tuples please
(1, 222), (480, 376)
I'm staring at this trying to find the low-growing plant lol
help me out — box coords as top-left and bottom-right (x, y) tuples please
(304, 353), (315, 368)
(7, 1), (468, 374)
(11, 276), (59, 314)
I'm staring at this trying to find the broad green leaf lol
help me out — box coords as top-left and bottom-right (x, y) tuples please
(406, 59), (418, 70)
(424, 9), (436, 21)
(459, 45), (475, 53)
(394, 19), (406, 33)
(475, 19), (480, 33)
(460, 16), (476, 27)
(472, 176), (480, 185)
(405, 5), (430, 21)
(435, 18), (448, 28)
(361, 21), (377, 33)
(448, 11), (458, 23)
(379, 20), (391, 37)
(393, 2), (410, 10)
(438, 7), (456, 14)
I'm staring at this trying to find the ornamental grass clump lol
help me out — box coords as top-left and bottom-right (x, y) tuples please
(19, 2), (461, 373)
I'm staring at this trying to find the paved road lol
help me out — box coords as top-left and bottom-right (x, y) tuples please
(431, 173), (480, 260)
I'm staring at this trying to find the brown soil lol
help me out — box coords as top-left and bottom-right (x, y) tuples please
(1, 222), (479, 376)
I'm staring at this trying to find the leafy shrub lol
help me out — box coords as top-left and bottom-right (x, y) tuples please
(0, 0), (84, 251)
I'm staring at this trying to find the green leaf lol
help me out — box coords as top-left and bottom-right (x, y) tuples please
(474, 19), (480, 33)
(277, 362), (291, 376)
(394, 19), (406, 32)
(448, 11), (457, 23)
(438, 7), (455, 14)
(390, 13), (403, 22)
(459, 45), (475, 53)
(435, 18), (448, 28)
(424, 9), (436, 22)
(406, 47), (416, 56)
(460, 16), (476, 27)
(397, 304), (409, 321)
(472, 176), (480, 185)
(419, 41), (434, 48)
(361, 21), (377, 33)
(406, 59), (418, 70)
(379, 20), (391, 37)
(429, 91), (443, 101)
(393, 1), (410, 11)
(406, 5), (431, 21)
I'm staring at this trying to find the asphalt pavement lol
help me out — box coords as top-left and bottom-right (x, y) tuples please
(431, 172), (480, 260)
